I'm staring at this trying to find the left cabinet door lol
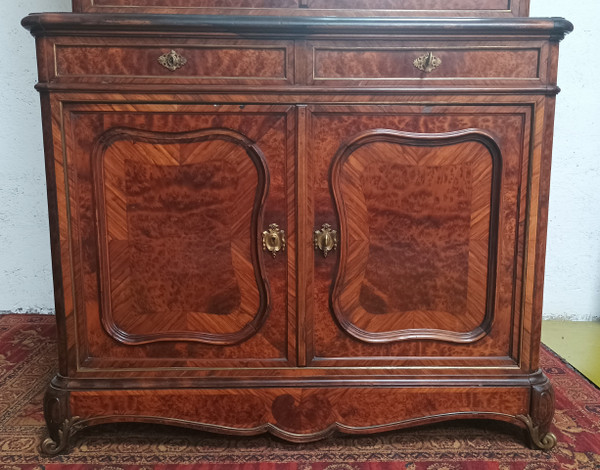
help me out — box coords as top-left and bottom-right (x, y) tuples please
(53, 101), (296, 372)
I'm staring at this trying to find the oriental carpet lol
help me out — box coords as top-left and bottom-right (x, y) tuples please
(1, 314), (599, 469)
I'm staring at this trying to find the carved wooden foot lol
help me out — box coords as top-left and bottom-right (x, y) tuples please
(42, 384), (78, 455)
(517, 376), (557, 450)
(516, 414), (557, 451)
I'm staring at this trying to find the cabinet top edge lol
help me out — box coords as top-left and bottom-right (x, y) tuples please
(21, 14), (573, 41)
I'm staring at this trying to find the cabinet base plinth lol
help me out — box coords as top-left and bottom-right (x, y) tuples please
(42, 374), (557, 454)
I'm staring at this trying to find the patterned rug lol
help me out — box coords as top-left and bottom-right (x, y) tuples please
(1, 314), (599, 469)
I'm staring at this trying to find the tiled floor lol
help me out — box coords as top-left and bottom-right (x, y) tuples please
(542, 320), (600, 387)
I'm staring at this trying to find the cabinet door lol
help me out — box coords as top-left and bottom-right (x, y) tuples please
(59, 103), (295, 372)
(305, 105), (530, 368)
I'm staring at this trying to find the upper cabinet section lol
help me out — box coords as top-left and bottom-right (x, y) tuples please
(71, 0), (530, 17)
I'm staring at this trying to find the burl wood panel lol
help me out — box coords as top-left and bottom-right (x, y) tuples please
(71, 0), (529, 16)
(69, 386), (530, 440)
(307, 0), (512, 9)
(63, 104), (295, 368)
(312, 46), (541, 83)
(330, 129), (499, 344)
(86, 0), (299, 7)
(55, 43), (291, 84)
(94, 128), (269, 345)
(307, 105), (530, 365)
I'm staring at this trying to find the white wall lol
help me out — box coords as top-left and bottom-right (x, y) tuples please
(530, 0), (600, 320)
(0, 0), (71, 314)
(1, 1), (598, 320)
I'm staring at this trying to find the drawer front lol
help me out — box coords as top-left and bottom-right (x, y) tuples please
(72, 0), (529, 16)
(309, 42), (547, 87)
(53, 40), (294, 85)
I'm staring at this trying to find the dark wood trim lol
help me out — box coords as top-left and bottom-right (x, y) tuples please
(34, 83), (564, 96)
(22, 14), (573, 41)
(51, 369), (550, 390)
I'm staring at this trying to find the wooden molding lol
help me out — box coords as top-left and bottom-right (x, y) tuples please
(92, 127), (271, 346)
(329, 128), (502, 344)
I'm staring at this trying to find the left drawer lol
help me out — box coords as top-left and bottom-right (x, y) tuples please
(50, 39), (295, 86)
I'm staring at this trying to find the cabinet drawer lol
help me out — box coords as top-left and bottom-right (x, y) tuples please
(53, 40), (294, 85)
(309, 42), (547, 87)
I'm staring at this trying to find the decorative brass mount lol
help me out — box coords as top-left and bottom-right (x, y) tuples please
(413, 52), (442, 73)
(158, 50), (188, 71)
(314, 223), (338, 258)
(262, 223), (286, 258)
(516, 414), (558, 451)
(41, 417), (80, 456)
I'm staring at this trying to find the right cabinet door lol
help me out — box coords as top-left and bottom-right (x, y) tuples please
(306, 104), (532, 368)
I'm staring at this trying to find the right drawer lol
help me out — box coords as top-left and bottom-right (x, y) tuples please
(307, 41), (550, 87)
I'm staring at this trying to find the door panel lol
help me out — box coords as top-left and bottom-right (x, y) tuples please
(330, 129), (501, 344)
(307, 105), (530, 366)
(95, 128), (269, 345)
(62, 103), (295, 370)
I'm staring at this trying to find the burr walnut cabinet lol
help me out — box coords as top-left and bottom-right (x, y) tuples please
(22, 3), (572, 454)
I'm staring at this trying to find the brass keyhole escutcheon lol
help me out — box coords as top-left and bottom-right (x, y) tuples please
(413, 52), (442, 73)
(314, 223), (338, 258)
(262, 223), (286, 258)
(158, 50), (188, 71)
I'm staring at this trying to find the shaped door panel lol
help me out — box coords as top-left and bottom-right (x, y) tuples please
(94, 128), (269, 345)
(330, 129), (501, 344)
(306, 105), (530, 366)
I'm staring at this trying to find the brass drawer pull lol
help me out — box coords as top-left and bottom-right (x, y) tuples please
(262, 223), (286, 258)
(314, 223), (338, 258)
(413, 52), (442, 73)
(158, 50), (188, 71)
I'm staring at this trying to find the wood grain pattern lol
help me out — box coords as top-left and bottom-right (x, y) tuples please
(63, 104), (294, 367)
(22, 10), (571, 452)
(330, 129), (501, 344)
(93, 127), (270, 345)
(308, 105), (527, 364)
(55, 42), (292, 85)
(68, 385), (531, 442)
(313, 46), (541, 82)
(71, 0), (529, 16)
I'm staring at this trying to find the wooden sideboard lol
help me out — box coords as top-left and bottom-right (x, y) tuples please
(22, 10), (572, 454)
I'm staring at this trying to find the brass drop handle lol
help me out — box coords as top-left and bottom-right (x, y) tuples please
(262, 223), (286, 258)
(158, 50), (188, 71)
(413, 52), (442, 73)
(314, 223), (338, 258)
